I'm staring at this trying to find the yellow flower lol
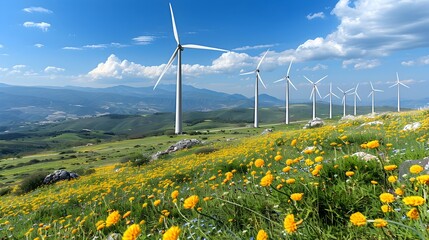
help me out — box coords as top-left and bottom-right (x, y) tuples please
(381, 205), (393, 213)
(315, 156), (323, 162)
(274, 155), (282, 161)
(406, 208), (419, 220)
(283, 214), (302, 233)
(183, 195), (199, 209)
(395, 188), (404, 196)
(379, 193), (395, 203)
(290, 193), (304, 201)
(260, 173), (274, 187)
(171, 190), (179, 199)
(371, 180), (378, 185)
(255, 159), (265, 168)
(256, 229), (269, 240)
(346, 171), (354, 177)
(282, 166), (291, 173)
(384, 165), (397, 171)
(286, 159), (294, 165)
(225, 172), (233, 181)
(123, 211), (131, 219)
(403, 196), (425, 206)
(367, 140), (380, 149)
(416, 175), (429, 184)
(154, 199), (161, 207)
(303, 148), (314, 154)
(373, 218), (387, 228)
(96, 223), (105, 231)
(388, 176), (397, 183)
(142, 203), (148, 208)
(129, 197), (135, 202)
(409, 165), (424, 174)
(122, 224), (141, 240)
(286, 178), (296, 184)
(350, 212), (366, 226)
(163, 226), (181, 240)
(360, 143), (367, 149)
(291, 139), (297, 147)
(106, 211), (121, 227)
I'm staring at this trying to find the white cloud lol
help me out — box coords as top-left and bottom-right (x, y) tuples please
(401, 55), (429, 66)
(23, 7), (52, 14)
(307, 12), (325, 20)
(83, 44), (107, 49)
(111, 42), (128, 48)
(132, 36), (156, 45)
(0, 44), (3, 48)
(23, 21), (51, 32)
(302, 63), (328, 71)
(63, 47), (82, 50)
(44, 66), (65, 73)
(13, 65), (26, 70)
(0, 68), (8, 72)
(34, 43), (44, 48)
(342, 58), (380, 69)
(233, 44), (277, 51)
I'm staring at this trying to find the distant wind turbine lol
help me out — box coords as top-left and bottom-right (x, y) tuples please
(352, 83), (361, 116)
(337, 86), (354, 117)
(240, 49), (269, 128)
(389, 72), (410, 112)
(154, 3), (228, 134)
(324, 83), (339, 119)
(368, 82), (383, 114)
(304, 75), (327, 120)
(274, 60), (297, 124)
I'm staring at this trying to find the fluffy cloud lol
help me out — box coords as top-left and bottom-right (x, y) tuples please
(302, 63), (328, 71)
(83, 44), (107, 49)
(63, 47), (82, 50)
(132, 36), (156, 45)
(233, 44), (277, 51)
(44, 66), (65, 73)
(401, 55), (429, 66)
(23, 7), (52, 14)
(34, 43), (44, 48)
(0, 44), (3, 48)
(23, 21), (51, 32)
(0, 68), (8, 72)
(342, 59), (380, 69)
(307, 12), (325, 20)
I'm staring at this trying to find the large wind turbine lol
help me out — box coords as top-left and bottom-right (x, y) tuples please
(337, 87), (354, 117)
(389, 72), (410, 112)
(154, 3), (228, 134)
(240, 49), (269, 128)
(324, 83), (339, 119)
(352, 83), (361, 116)
(304, 75), (327, 120)
(368, 82), (383, 114)
(274, 60), (297, 124)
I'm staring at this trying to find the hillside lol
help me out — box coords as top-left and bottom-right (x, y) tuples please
(0, 109), (428, 239)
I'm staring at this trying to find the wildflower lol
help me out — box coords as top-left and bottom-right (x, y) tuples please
(129, 197), (135, 202)
(71, 228), (78, 234)
(96, 223), (105, 231)
(255, 159), (265, 168)
(276, 184), (283, 190)
(346, 171), (354, 177)
(388, 176), (398, 183)
(163, 226), (180, 240)
(290, 193), (304, 201)
(416, 175), (429, 184)
(379, 193), (395, 203)
(106, 211), (121, 227)
(171, 190), (179, 199)
(154, 199), (161, 207)
(360, 143), (367, 149)
(350, 212), (366, 226)
(286, 159), (293, 165)
(283, 214), (302, 233)
(282, 166), (291, 173)
(142, 203), (148, 208)
(315, 156), (323, 162)
(256, 229), (269, 240)
(183, 195), (199, 209)
(291, 139), (297, 147)
(123, 211), (131, 219)
(384, 165), (397, 171)
(286, 178), (296, 184)
(403, 196), (425, 206)
(371, 180), (378, 185)
(395, 188), (404, 196)
(410, 165), (424, 174)
(381, 205), (393, 213)
(373, 219), (387, 228)
(367, 140), (380, 149)
(274, 155), (282, 161)
(225, 172), (233, 181)
(303, 148), (314, 154)
(406, 208), (419, 220)
(122, 224), (141, 240)
(260, 173), (274, 187)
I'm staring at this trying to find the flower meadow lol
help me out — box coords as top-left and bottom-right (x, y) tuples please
(1, 110), (429, 239)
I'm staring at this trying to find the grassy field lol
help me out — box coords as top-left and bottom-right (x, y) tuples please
(1, 109), (428, 239)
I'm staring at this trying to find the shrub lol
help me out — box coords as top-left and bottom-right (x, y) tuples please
(74, 168), (96, 176)
(19, 171), (49, 194)
(194, 147), (218, 155)
(0, 187), (11, 196)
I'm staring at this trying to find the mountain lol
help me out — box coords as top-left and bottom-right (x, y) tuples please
(0, 84), (282, 127)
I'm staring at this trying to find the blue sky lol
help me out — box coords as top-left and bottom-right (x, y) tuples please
(0, 0), (429, 104)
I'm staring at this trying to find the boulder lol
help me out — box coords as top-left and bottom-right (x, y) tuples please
(360, 121), (383, 127)
(43, 170), (79, 184)
(303, 118), (324, 129)
(351, 152), (378, 161)
(261, 128), (273, 135)
(152, 139), (202, 160)
(403, 122), (421, 131)
(398, 157), (429, 180)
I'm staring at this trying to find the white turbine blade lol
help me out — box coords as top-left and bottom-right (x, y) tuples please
(182, 44), (228, 52)
(370, 81), (374, 90)
(273, 78), (285, 83)
(315, 86), (322, 99)
(368, 92), (373, 98)
(396, 72), (400, 83)
(287, 59), (293, 76)
(288, 79), (298, 90)
(240, 71), (255, 76)
(309, 88), (314, 99)
(356, 92), (361, 101)
(374, 89), (383, 92)
(323, 93), (329, 99)
(355, 83), (359, 91)
(315, 75), (327, 84)
(304, 76), (313, 84)
(154, 47), (179, 90)
(400, 82), (410, 88)
(389, 83), (398, 88)
(345, 88), (354, 94)
(257, 49), (269, 70)
(257, 72), (267, 89)
(332, 92), (340, 99)
(337, 87), (344, 93)
(169, 3), (180, 45)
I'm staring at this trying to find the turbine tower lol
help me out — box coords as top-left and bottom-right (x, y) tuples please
(274, 60), (297, 124)
(352, 83), (361, 116)
(324, 83), (339, 119)
(154, 3), (227, 134)
(337, 87), (354, 117)
(304, 75), (327, 120)
(368, 82), (383, 115)
(389, 72), (409, 112)
(240, 49), (269, 128)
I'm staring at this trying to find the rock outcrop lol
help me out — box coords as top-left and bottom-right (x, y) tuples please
(303, 118), (324, 129)
(152, 139), (202, 160)
(43, 170), (79, 184)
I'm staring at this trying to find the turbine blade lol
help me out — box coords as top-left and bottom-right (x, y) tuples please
(182, 44), (228, 52)
(375, 89), (383, 92)
(345, 88), (354, 93)
(257, 49), (269, 69)
(315, 75), (327, 84)
(389, 83), (398, 88)
(370, 81), (374, 90)
(287, 59), (293, 76)
(400, 82), (410, 88)
(288, 79), (298, 90)
(355, 83), (359, 91)
(356, 92), (361, 101)
(332, 93), (340, 99)
(368, 92), (373, 98)
(273, 78), (285, 83)
(304, 76), (313, 84)
(169, 3), (180, 45)
(154, 47), (179, 90)
(257, 72), (267, 89)
(337, 87), (344, 93)
(315, 86), (322, 99)
(240, 71), (255, 76)
(323, 93), (329, 99)
(309, 88), (314, 99)
(396, 72), (399, 82)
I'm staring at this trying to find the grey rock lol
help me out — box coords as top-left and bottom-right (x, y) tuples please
(43, 170), (79, 184)
(399, 157), (429, 180)
(352, 152), (378, 161)
(303, 118), (324, 129)
(261, 128), (273, 135)
(151, 139), (202, 160)
(360, 121), (383, 127)
(106, 233), (121, 240)
(403, 122), (421, 131)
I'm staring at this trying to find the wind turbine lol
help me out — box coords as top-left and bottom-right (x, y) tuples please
(240, 49), (269, 128)
(154, 3), (228, 134)
(368, 82), (383, 114)
(304, 75), (327, 120)
(352, 83), (361, 116)
(274, 60), (297, 124)
(389, 72), (410, 112)
(337, 86), (354, 117)
(324, 83), (339, 119)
